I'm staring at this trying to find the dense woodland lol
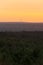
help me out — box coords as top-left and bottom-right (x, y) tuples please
(0, 31), (43, 65)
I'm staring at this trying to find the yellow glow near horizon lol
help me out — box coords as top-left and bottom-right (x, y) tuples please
(0, 0), (43, 22)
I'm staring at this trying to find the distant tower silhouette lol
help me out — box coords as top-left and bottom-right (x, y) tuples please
(19, 18), (23, 22)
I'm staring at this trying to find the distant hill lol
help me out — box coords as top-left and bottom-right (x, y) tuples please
(0, 22), (43, 31)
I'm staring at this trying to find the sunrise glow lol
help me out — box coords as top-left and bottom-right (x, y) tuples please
(0, 0), (43, 22)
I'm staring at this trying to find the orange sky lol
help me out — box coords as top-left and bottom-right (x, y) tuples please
(0, 0), (43, 22)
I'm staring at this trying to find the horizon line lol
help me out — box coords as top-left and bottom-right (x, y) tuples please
(0, 21), (43, 23)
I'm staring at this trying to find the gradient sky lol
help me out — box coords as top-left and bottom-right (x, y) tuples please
(0, 0), (43, 22)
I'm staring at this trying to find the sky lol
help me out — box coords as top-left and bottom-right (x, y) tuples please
(0, 0), (43, 22)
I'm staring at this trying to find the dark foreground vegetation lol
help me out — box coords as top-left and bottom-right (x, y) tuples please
(0, 31), (43, 65)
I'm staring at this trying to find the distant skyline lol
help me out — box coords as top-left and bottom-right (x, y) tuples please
(0, 0), (43, 22)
